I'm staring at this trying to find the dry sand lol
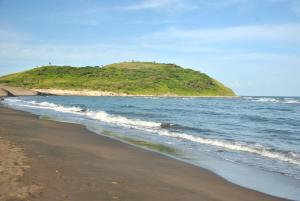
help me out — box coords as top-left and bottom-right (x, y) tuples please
(34, 88), (238, 98)
(0, 106), (283, 201)
(34, 88), (128, 96)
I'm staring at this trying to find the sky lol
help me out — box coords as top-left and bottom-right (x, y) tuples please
(0, 0), (300, 96)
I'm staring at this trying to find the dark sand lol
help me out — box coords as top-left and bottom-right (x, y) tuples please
(0, 106), (284, 201)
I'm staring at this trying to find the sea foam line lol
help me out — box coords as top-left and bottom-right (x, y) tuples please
(148, 129), (300, 165)
(4, 98), (300, 166)
(244, 97), (300, 104)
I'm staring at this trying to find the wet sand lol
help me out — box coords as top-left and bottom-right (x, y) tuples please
(0, 106), (284, 201)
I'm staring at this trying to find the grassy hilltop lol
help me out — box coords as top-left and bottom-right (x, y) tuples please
(0, 62), (235, 96)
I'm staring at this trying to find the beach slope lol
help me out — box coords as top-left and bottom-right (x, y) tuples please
(0, 106), (282, 201)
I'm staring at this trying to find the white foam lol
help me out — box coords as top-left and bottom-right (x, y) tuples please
(4, 98), (300, 166)
(142, 129), (300, 166)
(257, 98), (278, 102)
(244, 97), (300, 104)
(85, 110), (161, 129)
(4, 99), (84, 113)
(284, 99), (300, 104)
(3, 98), (161, 129)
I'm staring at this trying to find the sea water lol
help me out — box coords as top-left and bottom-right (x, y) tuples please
(3, 96), (300, 200)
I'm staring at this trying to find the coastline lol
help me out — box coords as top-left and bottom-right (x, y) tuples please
(0, 84), (238, 98)
(0, 105), (282, 201)
(34, 88), (238, 98)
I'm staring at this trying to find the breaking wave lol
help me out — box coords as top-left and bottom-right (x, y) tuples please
(243, 97), (300, 104)
(3, 98), (161, 129)
(149, 129), (300, 165)
(3, 98), (300, 166)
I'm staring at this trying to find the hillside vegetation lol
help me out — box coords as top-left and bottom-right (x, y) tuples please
(0, 62), (235, 96)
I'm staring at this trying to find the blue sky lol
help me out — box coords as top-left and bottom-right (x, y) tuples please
(0, 0), (300, 96)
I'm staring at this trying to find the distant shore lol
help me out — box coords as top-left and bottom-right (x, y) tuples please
(0, 84), (237, 98)
(0, 62), (237, 97)
(34, 88), (238, 98)
(0, 106), (281, 201)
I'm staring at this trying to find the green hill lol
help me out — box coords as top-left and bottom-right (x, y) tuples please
(0, 62), (236, 96)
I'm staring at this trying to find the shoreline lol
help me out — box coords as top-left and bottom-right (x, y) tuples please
(0, 105), (282, 201)
(0, 84), (238, 98)
(34, 88), (239, 98)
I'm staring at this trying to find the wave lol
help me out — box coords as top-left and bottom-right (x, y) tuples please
(85, 110), (161, 129)
(4, 98), (300, 166)
(5, 99), (84, 113)
(3, 98), (161, 129)
(284, 98), (300, 104)
(144, 129), (300, 166)
(243, 97), (300, 104)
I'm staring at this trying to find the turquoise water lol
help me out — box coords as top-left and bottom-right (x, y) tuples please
(3, 96), (300, 200)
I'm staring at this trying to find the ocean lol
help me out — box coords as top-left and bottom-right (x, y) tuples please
(2, 96), (300, 200)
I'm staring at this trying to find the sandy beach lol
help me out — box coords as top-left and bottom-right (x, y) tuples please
(0, 106), (284, 201)
(33, 88), (238, 98)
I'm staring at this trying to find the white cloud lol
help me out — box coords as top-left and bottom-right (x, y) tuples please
(120, 0), (300, 17)
(201, 0), (254, 9)
(144, 24), (300, 45)
(125, 0), (185, 10)
(1, 23), (300, 75)
(1, 23), (300, 69)
(123, 0), (200, 13)
(123, 0), (256, 13)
